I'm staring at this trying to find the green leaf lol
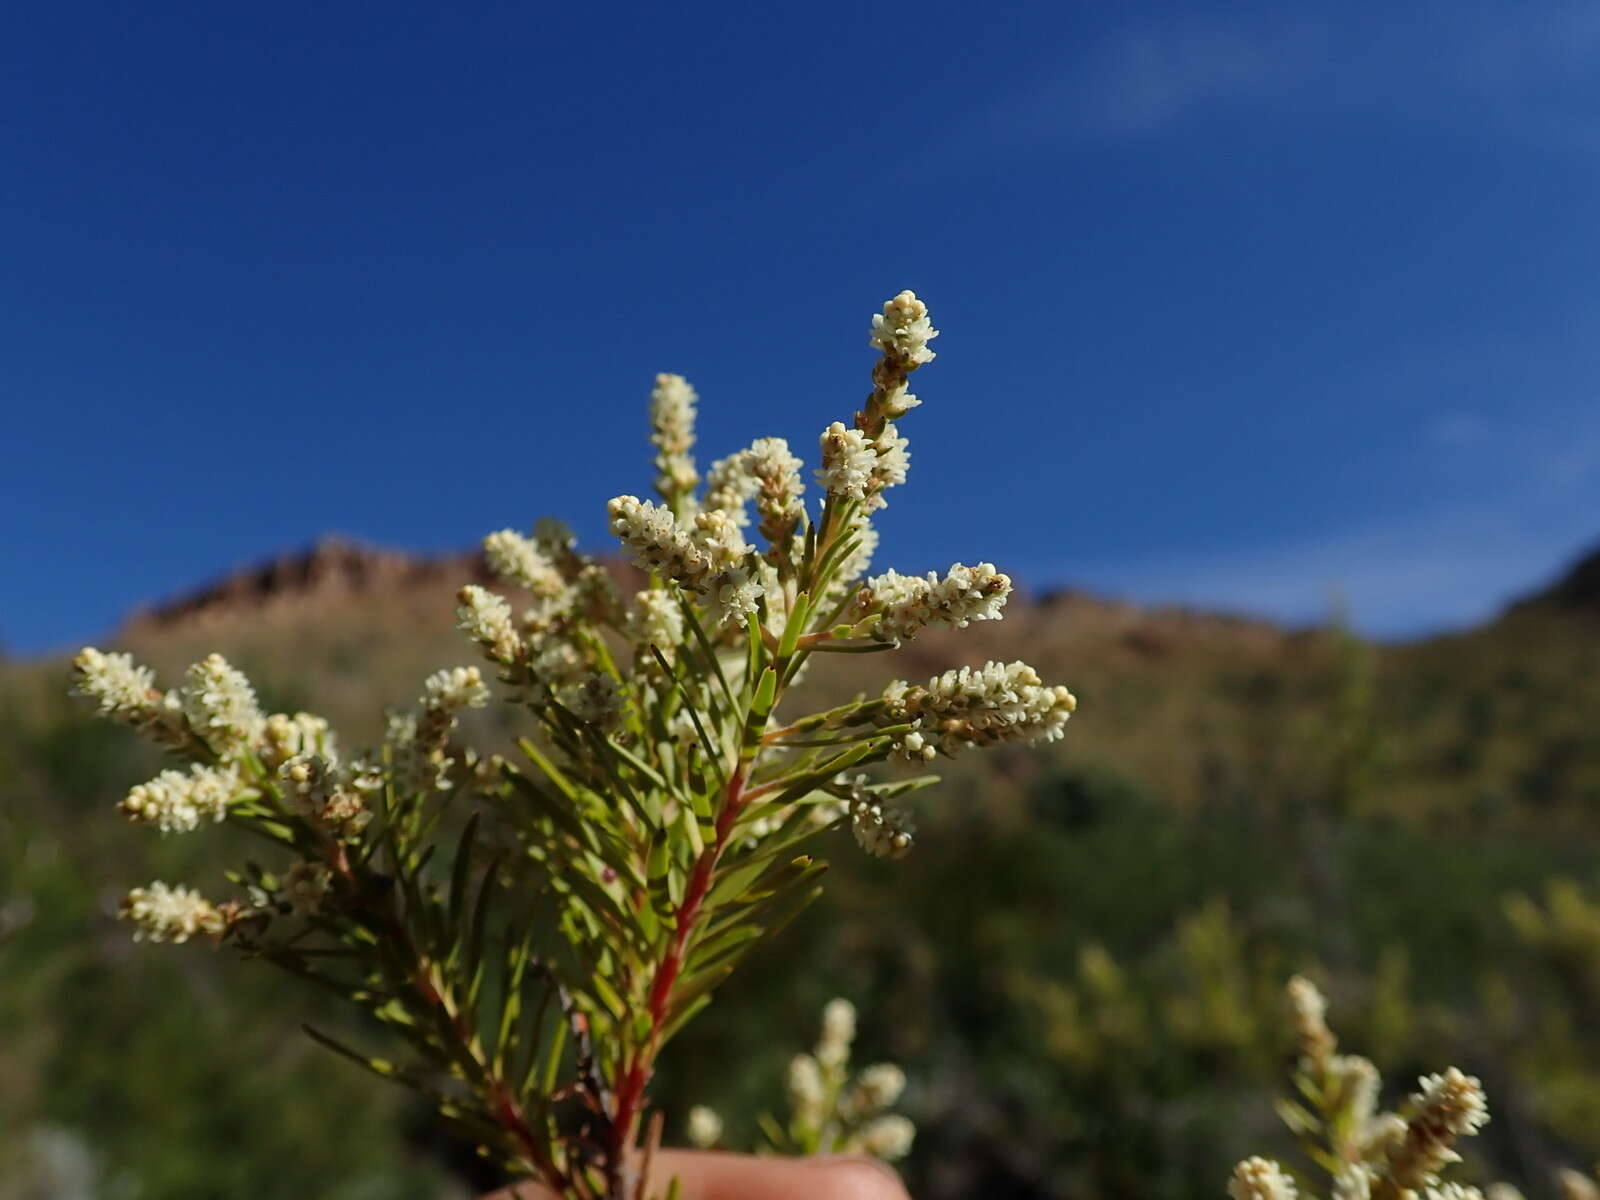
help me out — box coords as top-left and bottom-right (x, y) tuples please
(777, 591), (812, 660)
(1275, 1096), (1321, 1137)
(303, 1024), (424, 1090)
(504, 762), (597, 856)
(463, 852), (504, 1004)
(686, 921), (763, 972)
(515, 736), (582, 803)
(449, 811), (482, 920)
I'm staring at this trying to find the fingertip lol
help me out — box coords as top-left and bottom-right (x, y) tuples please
(805, 1155), (913, 1200)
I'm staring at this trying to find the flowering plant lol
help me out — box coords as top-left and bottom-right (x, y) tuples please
(72, 292), (1075, 1198)
(1230, 978), (1490, 1200)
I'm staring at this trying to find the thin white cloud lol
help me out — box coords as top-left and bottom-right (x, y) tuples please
(1043, 319), (1600, 638)
(1061, 500), (1594, 638)
(1055, 17), (1312, 138)
(932, 2), (1600, 157)
(1425, 412), (1493, 449)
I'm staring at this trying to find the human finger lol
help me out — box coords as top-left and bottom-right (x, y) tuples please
(486, 1148), (910, 1200)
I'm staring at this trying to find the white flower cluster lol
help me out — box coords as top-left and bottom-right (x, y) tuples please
(1287, 974), (1334, 1064)
(1334, 1167), (1374, 1200)
(850, 1114), (915, 1162)
(380, 666), (489, 793)
(260, 711), (335, 773)
(846, 778), (915, 860)
(816, 420), (909, 511)
(818, 997), (855, 1066)
(1229, 1157), (1298, 1200)
(456, 585), (526, 663)
(703, 451), (758, 523)
(120, 763), (240, 833)
(421, 665), (490, 714)
(120, 882), (225, 943)
(1330, 1053), (1380, 1127)
(1422, 1186), (1485, 1200)
(849, 1064), (907, 1114)
(703, 436), (805, 537)
(869, 289), (938, 368)
(650, 372), (699, 497)
(857, 562), (1011, 642)
(413, 664), (491, 751)
(870, 424), (910, 498)
(1411, 1068), (1489, 1139)
(777, 998), (916, 1161)
(628, 588), (685, 660)
(607, 495), (764, 625)
(685, 1105), (724, 1150)
(70, 648), (159, 724)
(743, 436), (806, 539)
(788, 1052), (826, 1126)
(279, 754), (369, 833)
(1362, 1068), (1490, 1196)
(483, 529), (566, 602)
(817, 422), (877, 499)
(179, 653), (264, 759)
(882, 661), (1077, 760)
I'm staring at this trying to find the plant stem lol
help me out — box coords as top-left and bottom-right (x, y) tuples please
(605, 760), (752, 1187)
(328, 843), (572, 1195)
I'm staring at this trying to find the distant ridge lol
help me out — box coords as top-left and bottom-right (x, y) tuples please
(1507, 541), (1600, 617)
(122, 536), (490, 634)
(124, 530), (1598, 647)
(118, 534), (1305, 652)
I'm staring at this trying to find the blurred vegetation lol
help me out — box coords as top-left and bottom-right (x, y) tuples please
(6, 563), (1600, 1198)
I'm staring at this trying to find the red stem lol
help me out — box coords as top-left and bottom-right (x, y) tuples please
(608, 764), (750, 1160)
(328, 843), (572, 1194)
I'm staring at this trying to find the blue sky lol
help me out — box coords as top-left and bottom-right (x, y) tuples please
(5, 0), (1599, 655)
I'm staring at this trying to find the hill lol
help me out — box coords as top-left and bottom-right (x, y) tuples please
(5, 538), (1600, 1199)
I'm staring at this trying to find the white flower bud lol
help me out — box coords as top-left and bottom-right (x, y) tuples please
(851, 797), (915, 859)
(260, 712), (335, 772)
(120, 763), (240, 833)
(865, 422), (910, 509)
(422, 666), (490, 713)
(629, 588), (686, 660)
(1333, 1168), (1372, 1200)
(883, 661), (1075, 759)
(1229, 1158), (1297, 1200)
(859, 562), (1010, 642)
(855, 1114), (915, 1161)
(608, 495), (764, 626)
(484, 529), (566, 599)
(787, 1053), (825, 1125)
(457, 585), (524, 662)
(853, 1063), (907, 1112)
(869, 291), (938, 366)
(71, 648), (158, 722)
(819, 997), (857, 1061)
(651, 373), (699, 496)
(685, 1105), (723, 1149)
(179, 653), (263, 759)
(121, 882), (225, 944)
(818, 422), (877, 499)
